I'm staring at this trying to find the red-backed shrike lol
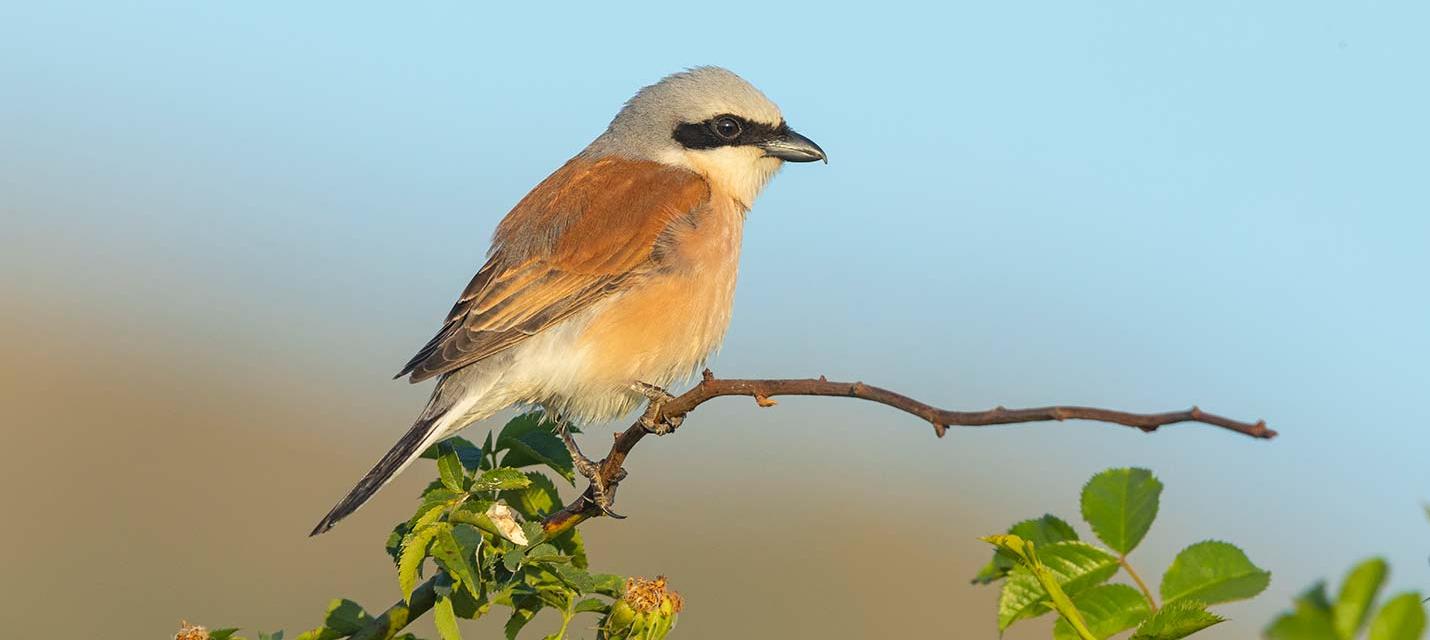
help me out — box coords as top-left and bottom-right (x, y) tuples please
(312, 67), (825, 535)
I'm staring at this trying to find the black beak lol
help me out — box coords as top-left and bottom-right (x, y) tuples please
(758, 128), (827, 163)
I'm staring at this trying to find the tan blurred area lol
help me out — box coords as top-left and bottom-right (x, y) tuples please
(0, 292), (1062, 638)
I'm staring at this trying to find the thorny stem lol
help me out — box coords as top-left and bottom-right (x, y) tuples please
(1120, 555), (1159, 612)
(542, 370), (1276, 535)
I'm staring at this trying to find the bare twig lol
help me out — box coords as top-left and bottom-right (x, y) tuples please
(541, 370), (1275, 536)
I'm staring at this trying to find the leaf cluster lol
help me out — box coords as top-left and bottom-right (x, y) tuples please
(1266, 557), (1425, 640)
(976, 468), (1270, 639)
(213, 414), (633, 640)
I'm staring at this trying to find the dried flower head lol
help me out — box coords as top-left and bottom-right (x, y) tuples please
(623, 575), (684, 614)
(174, 620), (209, 640)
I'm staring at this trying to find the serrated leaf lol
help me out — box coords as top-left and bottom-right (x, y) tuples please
(554, 563), (595, 594)
(424, 436), (483, 470)
(1160, 540), (1270, 606)
(1080, 468), (1162, 555)
(1334, 557), (1388, 639)
(974, 514), (1080, 584)
(1131, 600), (1223, 639)
(433, 594), (463, 640)
(504, 596), (542, 640)
(431, 525), (482, 594)
(438, 449), (468, 492)
(320, 598), (368, 634)
(473, 468), (533, 492)
(400, 524), (448, 602)
(1053, 584), (1152, 640)
(1368, 593), (1426, 640)
(502, 472), (562, 520)
(1267, 582), (1339, 640)
(502, 548), (524, 573)
(551, 528), (588, 570)
(497, 414), (575, 483)
(526, 543), (568, 565)
(574, 597), (609, 614)
(592, 573), (626, 598)
(996, 540), (1119, 630)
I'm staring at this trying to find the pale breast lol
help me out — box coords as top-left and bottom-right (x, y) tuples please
(580, 196), (745, 387)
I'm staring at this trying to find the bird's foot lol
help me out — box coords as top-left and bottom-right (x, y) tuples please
(631, 381), (683, 435)
(556, 421), (626, 519)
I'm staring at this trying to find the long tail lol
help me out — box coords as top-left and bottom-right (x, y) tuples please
(309, 412), (449, 536)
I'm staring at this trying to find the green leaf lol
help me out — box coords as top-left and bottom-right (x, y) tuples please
(1368, 593), (1426, 640)
(320, 598), (368, 634)
(1080, 468), (1162, 555)
(1131, 600), (1223, 639)
(258, 633), (285, 640)
(502, 548), (525, 573)
(504, 596), (543, 640)
(210, 630), (240, 640)
(432, 525), (483, 594)
(473, 468), (533, 492)
(438, 449), (467, 492)
(984, 536), (1102, 638)
(574, 597), (610, 614)
(1160, 540), (1271, 606)
(1053, 584), (1152, 640)
(554, 563), (596, 594)
(433, 594), (463, 640)
(1334, 557), (1389, 639)
(525, 543), (569, 565)
(1266, 582), (1339, 640)
(400, 523), (448, 602)
(423, 436), (484, 470)
(592, 573), (626, 598)
(502, 472), (562, 520)
(973, 514), (1079, 584)
(497, 414), (575, 483)
(995, 540), (1120, 630)
(551, 528), (588, 570)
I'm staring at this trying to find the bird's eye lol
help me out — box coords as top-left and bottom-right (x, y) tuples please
(710, 116), (742, 140)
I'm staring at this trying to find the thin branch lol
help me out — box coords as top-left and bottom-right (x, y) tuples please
(357, 369), (1276, 639)
(541, 370), (1275, 535)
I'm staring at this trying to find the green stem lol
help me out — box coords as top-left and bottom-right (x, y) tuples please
(1119, 555), (1159, 612)
(350, 576), (439, 640)
(553, 599), (575, 640)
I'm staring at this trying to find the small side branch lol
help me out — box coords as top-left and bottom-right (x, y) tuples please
(541, 370), (1275, 535)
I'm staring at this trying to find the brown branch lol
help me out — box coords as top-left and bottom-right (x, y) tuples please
(541, 370), (1276, 535)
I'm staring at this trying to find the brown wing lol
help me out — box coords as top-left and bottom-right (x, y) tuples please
(397, 156), (712, 383)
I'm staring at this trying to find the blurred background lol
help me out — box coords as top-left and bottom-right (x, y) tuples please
(3, 1), (1428, 637)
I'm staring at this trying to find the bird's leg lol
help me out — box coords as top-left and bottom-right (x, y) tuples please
(554, 416), (626, 519)
(631, 381), (683, 435)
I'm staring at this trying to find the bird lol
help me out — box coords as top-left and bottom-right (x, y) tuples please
(310, 66), (826, 536)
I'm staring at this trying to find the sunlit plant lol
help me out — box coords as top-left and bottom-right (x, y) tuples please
(975, 467), (1271, 639)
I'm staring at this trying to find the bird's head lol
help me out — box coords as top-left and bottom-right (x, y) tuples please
(587, 66), (826, 208)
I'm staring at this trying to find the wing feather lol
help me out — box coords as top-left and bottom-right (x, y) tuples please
(396, 157), (711, 382)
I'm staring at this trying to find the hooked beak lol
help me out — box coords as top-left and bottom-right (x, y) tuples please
(758, 128), (827, 164)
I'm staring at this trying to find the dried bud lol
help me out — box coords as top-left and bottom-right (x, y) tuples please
(174, 621), (209, 640)
(486, 502), (528, 545)
(599, 576), (683, 640)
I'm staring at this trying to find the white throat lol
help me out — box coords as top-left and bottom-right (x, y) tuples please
(668, 146), (783, 211)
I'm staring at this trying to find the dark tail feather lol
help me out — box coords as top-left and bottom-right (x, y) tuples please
(310, 415), (441, 536)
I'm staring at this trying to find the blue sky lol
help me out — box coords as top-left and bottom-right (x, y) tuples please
(4, 0), (1428, 633)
